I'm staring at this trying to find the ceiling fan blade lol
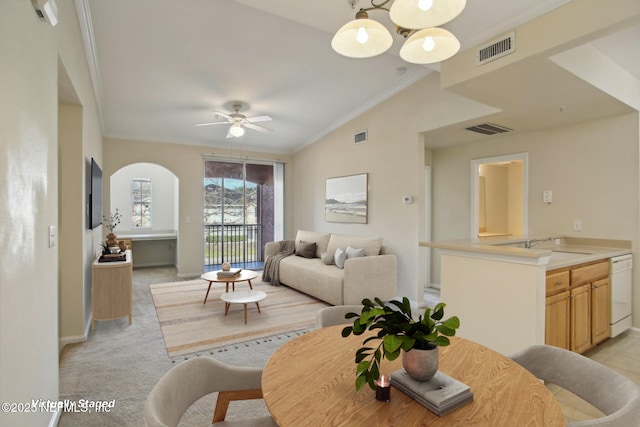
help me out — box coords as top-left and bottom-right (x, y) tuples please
(212, 111), (233, 120)
(244, 122), (273, 133)
(195, 121), (230, 127)
(246, 115), (272, 123)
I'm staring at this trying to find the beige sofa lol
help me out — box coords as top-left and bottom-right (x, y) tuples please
(264, 230), (397, 305)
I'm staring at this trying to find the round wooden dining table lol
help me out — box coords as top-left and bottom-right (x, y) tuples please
(262, 325), (565, 426)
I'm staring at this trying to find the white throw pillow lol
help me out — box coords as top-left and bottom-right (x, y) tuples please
(335, 248), (347, 269)
(346, 245), (365, 259)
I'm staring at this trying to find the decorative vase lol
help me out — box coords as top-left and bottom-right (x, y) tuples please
(118, 240), (127, 252)
(106, 232), (118, 247)
(402, 344), (438, 382)
(221, 262), (231, 271)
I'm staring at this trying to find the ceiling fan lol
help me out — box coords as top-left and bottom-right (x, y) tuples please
(195, 102), (272, 138)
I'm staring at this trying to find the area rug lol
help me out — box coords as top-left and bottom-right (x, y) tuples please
(150, 278), (330, 357)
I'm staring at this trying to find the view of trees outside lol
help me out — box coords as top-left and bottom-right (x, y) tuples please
(131, 178), (152, 228)
(203, 177), (257, 225)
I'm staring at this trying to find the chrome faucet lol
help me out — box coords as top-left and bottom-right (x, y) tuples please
(525, 237), (554, 249)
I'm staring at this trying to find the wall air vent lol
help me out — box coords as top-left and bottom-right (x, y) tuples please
(354, 130), (367, 144)
(476, 32), (515, 65)
(465, 123), (513, 136)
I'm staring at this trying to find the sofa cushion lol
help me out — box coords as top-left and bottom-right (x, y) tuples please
(320, 251), (334, 265)
(346, 245), (365, 259)
(295, 230), (331, 258)
(278, 257), (344, 306)
(296, 241), (317, 258)
(335, 248), (347, 269)
(327, 234), (383, 257)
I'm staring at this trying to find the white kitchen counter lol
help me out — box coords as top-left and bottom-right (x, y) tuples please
(419, 236), (631, 355)
(420, 237), (631, 270)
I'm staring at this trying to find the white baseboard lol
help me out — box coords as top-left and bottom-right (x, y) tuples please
(59, 333), (87, 358)
(627, 326), (640, 337)
(84, 312), (92, 338)
(58, 315), (91, 357)
(48, 409), (61, 427)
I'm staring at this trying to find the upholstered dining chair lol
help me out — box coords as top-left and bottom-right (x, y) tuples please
(510, 344), (640, 427)
(143, 357), (277, 427)
(316, 305), (363, 328)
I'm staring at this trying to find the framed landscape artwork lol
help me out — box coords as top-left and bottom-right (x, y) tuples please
(325, 173), (368, 224)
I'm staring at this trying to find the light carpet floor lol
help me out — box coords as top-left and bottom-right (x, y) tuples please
(150, 279), (330, 358)
(58, 267), (311, 426)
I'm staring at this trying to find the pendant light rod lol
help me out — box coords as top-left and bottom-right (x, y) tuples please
(352, 0), (394, 14)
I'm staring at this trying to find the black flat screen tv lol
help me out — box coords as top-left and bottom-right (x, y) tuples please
(90, 158), (103, 229)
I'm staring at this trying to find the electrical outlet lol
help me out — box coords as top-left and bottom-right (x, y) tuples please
(543, 190), (552, 204)
(572, 219), (582, 231)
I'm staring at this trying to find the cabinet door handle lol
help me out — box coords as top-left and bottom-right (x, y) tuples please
(555, 281), (562, 286)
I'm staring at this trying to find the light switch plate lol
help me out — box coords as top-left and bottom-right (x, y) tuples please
(543, 190), (552, 204)
(49, 225), (57, 248)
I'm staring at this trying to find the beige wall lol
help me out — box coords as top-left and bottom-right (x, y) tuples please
(481, 164), (508, 234)
(431, 113), (640, 327)
(291, 77), (436, 304)
(1, 0), (103, 424)
(59, 0), (105, 350)
(290, 69), (640, 327)
(103, 138), (293, 277)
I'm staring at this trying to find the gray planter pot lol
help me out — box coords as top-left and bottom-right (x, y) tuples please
(402, 345), (438, 381)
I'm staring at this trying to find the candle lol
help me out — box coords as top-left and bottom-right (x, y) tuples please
(375, 375), (391, 402)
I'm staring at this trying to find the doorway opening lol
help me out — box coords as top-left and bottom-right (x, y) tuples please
(471, 153), (528, 239)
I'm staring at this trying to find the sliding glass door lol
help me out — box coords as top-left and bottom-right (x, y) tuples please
(203, 159), (283, 271)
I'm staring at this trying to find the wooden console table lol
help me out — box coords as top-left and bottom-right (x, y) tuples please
(91, 250), (133, 330)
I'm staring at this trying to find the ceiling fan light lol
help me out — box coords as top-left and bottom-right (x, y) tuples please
(390, 0), (466, 29)
(229, 124), (245, 137)
(331, 17), (393, 58)
(399, 27), (460, 64)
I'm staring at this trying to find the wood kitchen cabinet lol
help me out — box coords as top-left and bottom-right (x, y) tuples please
(591, 277), (611, 345)
(570, 283), (592, 353)
(545, 260), (610, 354)
(545, 271), (570, 349)
(545, 290), (570, 349)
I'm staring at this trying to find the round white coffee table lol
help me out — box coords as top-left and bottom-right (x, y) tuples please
(219, 289), (267, 324)
(200, 270), (259, 304)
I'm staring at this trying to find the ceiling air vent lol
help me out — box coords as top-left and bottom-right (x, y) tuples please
(465, 123), (513, 136)
(476, 32), (515, 66)
(354, 130), (367, 144)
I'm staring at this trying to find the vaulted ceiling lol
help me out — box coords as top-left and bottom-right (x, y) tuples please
(78, 0), (640, 154)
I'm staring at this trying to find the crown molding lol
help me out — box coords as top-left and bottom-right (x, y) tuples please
(75, 0), (105, 133)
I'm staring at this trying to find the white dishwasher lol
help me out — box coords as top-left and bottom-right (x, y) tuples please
(610, 254), (633, 338)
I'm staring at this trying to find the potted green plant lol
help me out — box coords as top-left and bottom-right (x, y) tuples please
(342, 297), (460, 391)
